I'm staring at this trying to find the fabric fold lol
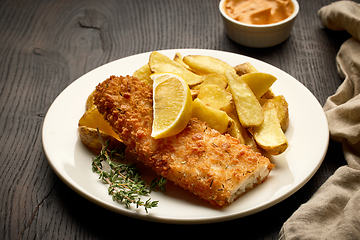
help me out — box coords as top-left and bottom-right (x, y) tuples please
(279, 1), (360, 239)
(324, 37), (360, 147)
(318, 1), (360, 40)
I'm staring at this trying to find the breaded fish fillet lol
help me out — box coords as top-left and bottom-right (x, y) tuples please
(94, 75), (275, 207)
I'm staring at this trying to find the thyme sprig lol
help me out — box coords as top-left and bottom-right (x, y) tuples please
(92, 129), (166, 213)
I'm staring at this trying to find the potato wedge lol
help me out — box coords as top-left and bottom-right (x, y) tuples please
(149, 51), (202, 86)
(173, 52), (192, 71)
(192, 98), (234, 134)
(192, 73), (228, 90)
(133, 63), (153, 85)
(228, 118), (246, 144)
(272, 95), (289, 132)
(78, 107), (123, 152)
(252, 99), (288, 155)
(80, 90), (124, 152)
(197, 84), (233, 114)
(85, 90), (96, 111)
(78, 107), (122, 145)
(258, 95), (289, 132)
(78, 126), (125, 153)
(227, 111), (259, 152)
(225, 70), (264, 128)
(233, 63), (276, 100)
(234, 62), (258, 76)
(183, 55), (236, 76)
(240, 129), (259, 153)
(227, 111), (246, 144)
(240, 72), (277, 99)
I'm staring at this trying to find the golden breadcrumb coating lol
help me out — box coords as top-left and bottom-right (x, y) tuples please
(94, 75), (275, 207)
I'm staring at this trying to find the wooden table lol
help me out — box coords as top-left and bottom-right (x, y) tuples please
(1, 0), (354, 239)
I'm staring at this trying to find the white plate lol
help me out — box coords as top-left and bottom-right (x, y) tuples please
(42, 49), (329, 224)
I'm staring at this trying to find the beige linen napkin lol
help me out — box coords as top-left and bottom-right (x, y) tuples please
(279, 1), (360, 239)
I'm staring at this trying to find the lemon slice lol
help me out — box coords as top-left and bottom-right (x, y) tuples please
(150, 73), (193, 139)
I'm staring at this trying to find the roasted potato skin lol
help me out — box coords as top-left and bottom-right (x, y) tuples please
(78, 126), (125, 153)
(234, 62), (258, 76)
(272, 95), (289, 132)
(85, 90), (96, 111)
(173, 52), (193, 71)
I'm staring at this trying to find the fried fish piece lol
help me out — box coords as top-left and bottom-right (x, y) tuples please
(94, 75), (275, 207)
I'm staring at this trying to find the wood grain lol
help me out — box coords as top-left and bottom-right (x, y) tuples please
(0, 0), (351, 239)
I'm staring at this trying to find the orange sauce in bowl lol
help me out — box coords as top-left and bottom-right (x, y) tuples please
(224, 0), (294, 25)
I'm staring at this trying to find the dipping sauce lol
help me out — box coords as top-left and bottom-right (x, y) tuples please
(224, 0), (294, 25)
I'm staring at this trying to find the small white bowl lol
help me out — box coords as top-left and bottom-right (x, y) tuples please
(219, 0), (299, 48)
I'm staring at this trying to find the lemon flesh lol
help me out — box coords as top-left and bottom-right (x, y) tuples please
(151, 73), (193, 139)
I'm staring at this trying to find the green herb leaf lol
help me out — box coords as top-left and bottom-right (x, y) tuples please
(92, 128), (166, 212)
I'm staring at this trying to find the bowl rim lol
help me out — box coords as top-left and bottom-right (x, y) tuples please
(219, 0), (299, 28)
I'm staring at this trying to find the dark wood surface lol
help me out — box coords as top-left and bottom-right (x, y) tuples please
(1, 0), (355, 239)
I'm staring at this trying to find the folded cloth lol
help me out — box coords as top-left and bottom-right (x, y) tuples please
(279, 1), (360, 239)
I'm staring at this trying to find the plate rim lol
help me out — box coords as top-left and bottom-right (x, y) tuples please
(42, 48), (329, 224)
